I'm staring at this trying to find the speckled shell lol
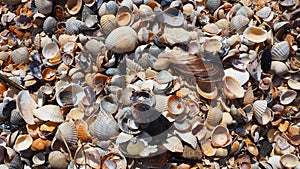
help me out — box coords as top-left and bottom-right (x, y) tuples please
(100, 15), (118, 35)
(105, 26), (138, 53)
(65, 0), (82, 15)
(271, 41), (290, 61)
(33, 105), (64, 122)
(206, 0), (221, 11)
(243, 26), (268, 43)
(230, 15), (250, 34)
(55, 122), (78, 145)
(11, 47), (29, 64)
(43, 16), (57, 34)
(34, 0), (53, 15)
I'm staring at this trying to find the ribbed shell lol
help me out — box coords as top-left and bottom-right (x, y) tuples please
(48, 151), (69, 169)
(230, 15), (249, 34)
(271, 41), (290, 61)
(89, 111), (119, 140)
(34, 0), (53, 15)
(206, 107), (223, 130)
(10, 109), (24, 125)
(105, 26), (138, 53)
(253, 100), (273, 125)
(33, 105), (64, 122)
(43, 16), (57, 34)
(2, 0), (21, 5)
(55, 122), (78, 145)
(100, 15), (118, 35)
(9, 154), (23, 169)
(256, 7), (271, 18)
(0, 51), (9, 61)
(206, 0), (221, 11)
(11, 47), (29, 64)
(65, 17), (87, 35)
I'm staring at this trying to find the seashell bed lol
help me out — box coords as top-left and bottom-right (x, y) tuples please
(0, 0), (299, 168)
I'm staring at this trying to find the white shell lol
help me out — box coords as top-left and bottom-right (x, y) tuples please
(224, 68), (249, 85)
(223, 76), (245, 99)
(253, 100), (273, 125)
(280, 154), (299, 168)
(243, 26), (268, 43)
(288, 79), (300, 90)
(13, 134), (33, 152)
(270, 61), (289, 75)
(271, 41), (290, 61)
(42, 42), (60, 59)
(205, 107), (223, 130)
(33, 105), (64, 122)
(211, 125), (232, 147)
(163, 136), (183, 152)
(55, 122), (78, 145)
(280, 89), (297, 105)
(16, 90), (37, 125)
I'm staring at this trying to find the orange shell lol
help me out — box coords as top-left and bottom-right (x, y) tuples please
(31, 138), (51, 151)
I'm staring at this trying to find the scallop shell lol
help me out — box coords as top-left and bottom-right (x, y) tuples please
(163, 7), (184, 27)
(280, 154), (298, 168)
(253, 100), (273, 125)
(43, 17), (57, 34)
(55, 122), (78, 145)
(256, 6), (271, 18)
(271, 41), (290, 61)
(223, 76), (245, 99)
(105, 26), (138, 53)
(56, 83), (85, 107)
(65, 0), (82, 15)
(211, 125), (232, 147)
(205, 107), (223, 130)
(16, 90), (37, 125)
(230, 15), (250, 34)
(100, 15), (118, 35)
(11, 47), (29, 64)
(167, 95), (186, 115)
(89, 111), (119, 140)
(2, 0), (21, 5)
(13, 134), (33, 152)
(42, 42), (59, 59)
(34, 0), (53, 15)
(243, 26), (268, 43)
(99, 94), (119, 114)
(48, 151), (69, 169)
(206, 0), (221, 11)
(117, 6), (134, 26)
(31, 138), (51, 151)
(279, 89), (297, 105)
(33, 105), (64, 122)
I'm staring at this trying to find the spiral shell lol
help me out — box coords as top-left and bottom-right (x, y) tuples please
(11, 47), (29, 64)
(34, 0), (53, 15)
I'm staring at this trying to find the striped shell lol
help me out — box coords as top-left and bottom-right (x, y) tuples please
(253, 100), (273, 125)
(243, 26), (268, 43)
(34, 0), (53, 15)
(55, 122), (78, 145)
(271, 41), (290, 61)
(10, 109), (24, 125)
(223, 76), (245, 99)
(256, 6), (271, 18)
(205, 107), (223, 130)
(11, 47), (29, 64)
(33, 105), (64, 122)
(65, 0), (82, 15)
(230, 15), (250, 34)
(206, 0), (221, 11)
(65, 17), (87, 35)
(75, 119), (92, 142)
(100, 15), (118, 35)
(105, 26), (138, 54)
(43, 16), (57, 34)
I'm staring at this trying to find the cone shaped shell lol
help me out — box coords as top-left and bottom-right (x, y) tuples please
(211, 125), (232, 147)
(55, 122), (78, 145)
(105, 26), (138, 53)
(243, 26), (267, 43)
(33, 105), (64, 122)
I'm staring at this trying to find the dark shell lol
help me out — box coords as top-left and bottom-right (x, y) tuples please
(261, 46), (272, 73)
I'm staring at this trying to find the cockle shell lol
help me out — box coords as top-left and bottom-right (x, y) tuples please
(139, 4), (154, 18)
(271, 41), (290, 61)
(10, 109), (24, 125)
(16, 90), (37, 125)
(270, 61), (289, 75)
(167, 95), (186, 115)
(243, 26), (268, 43)
(11, 47), (29, 64)
(65, 0), (82, 15)
(224, 68), (249, 85)
(75, 119), (92, 142)
(98, 1), (118, 16)
(89, 111), (119, 140)
(65, 17), (87, 35)
(55, 122), (78, 145)
(42, 42), (59, 59)
(280, 154), (299, 168)
(48, 151), (68, 169)
(43, 17), (57, 34)
(223, 76), (245, 99)
(13, 134), (33, 152)
(105, 26), (138, 53)
(34, 0), (53, 15)
(211, 125), (232, 147)
(205, 107), (223, 130)
(256, 6), (271, 18)
(279, 89), (297, 105)
(206, 0), (221, 11)
(230, 15), (249, 34)
(56, 83), (85, 107)
(100, 94), (119, 114)
(31, 138), (51, 151)
(33, 105), (64, 122)
(288, 79), (300, 90)
(100, 15), (118, 35)
(253, 100), (273, 125)
(74, 144), (101, 168)
(117, 6), (134, 26)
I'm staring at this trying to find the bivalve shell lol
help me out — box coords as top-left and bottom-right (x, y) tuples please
(167, 95), (186, 115)
(100, 15), (118, 35)
(206, 0), (221, 12)
(279, 89), (297, 105)
(43, 17), (57, 34)
(211, 125), (232, 147)
(56, 83), (85, 107)
(42, 42), (59, 59)
(223, 76), (245, 99)
(65, 0), (82, 15)
(33, 105), (64, 123)
(105, 26), (138, 53)
(11, 47), (29, 64)
(205, 107), (223, 130)
(163, 7), (184, 27)
(230, 15), (249, 34)
(55, 122), (78, 145)
(280, 154), (298, 168)
(13, 134), (33, 152)
(243, 26), (268, 43)
(288, 79), (300, 90)
(256, 7), (271, 18)
(270, 61), (289, 75)
(48, 151), (69, 169)
(271, 41), (290, 61)
(34, 0), (53, 15)
(253, 100), (273, 125)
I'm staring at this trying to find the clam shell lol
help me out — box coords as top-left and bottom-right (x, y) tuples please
(48, 151), (69, 169)
(203, 39), (222, 53)
(100, 15), (118, 35)
(206, 0), (221, 11)
(98, 1), (118, 16)
(139, 4), (154, 18)
(33, 105), (64, 122)
(85, 39), (105, 57)
(205, 107), (223, 130)
(279, 89), (297, 105)
(55, 122), (78, 145)
(211, 125), (232, 147)
(229, 15), (250, 34)
(201, 140), (216, 156)
(89, 111), (119, 140)
(42, 42), (59, 59)
(34, 0), (53, 15)
(243, 26), (268, 43)
(223, 76), (245, 99)
(155, 70), (173, 84)
(126, 139), (146, 156)
(43, 17), (57, 34)
(100, 94), (119, 114)
(271, 41), (290, 61)
(270, 61), (289, 75)
(56, 83), (85, 107)
(253, 100), (273, 125)
(280, 154), (298, 168)
(31, 138), (51, 151)
(256, 6), (271, 18)
(13, 134), (33, 152)
(154, 95), (169, 113)
(288, 79), (300, 90)
(236, 6), (254, 18)
(117, 6), (134, 26)
(163, 7), (184, 27)
(75, 119), (91, 142)
(32, 153), (46, 166)
(65, 0), (82, 15)
(224, 68), (249, 85)
(167, 95), (186, 115)
(163, 136), (183, 153)
(0, 51), (10, 61)
(105, 26), (138, 53)
(65, 17), (87, 35)
(16, 90), (37, 125)
(11, 47), (29, 64)
(246, 142), (259, 156)
(203, 23), (221, 35)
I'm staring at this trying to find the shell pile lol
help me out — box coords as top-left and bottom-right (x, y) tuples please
(0, 0), (299, 168)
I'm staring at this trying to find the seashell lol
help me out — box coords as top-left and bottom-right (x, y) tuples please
(201, 139), (216, 156)
(206, 0), (221, 12)
(74, 144), (101, 168)
(152, 58), (170, 71)
(203, 23), (221, 36)
(191, 122), (207, 141)
(34, 0), (53, 15)
(2, 0), (21, 5)
(280, 154), (299, 168)
(89, 111), (119, 140)
(155, 70), (173, 84)
(31, 138), (51, 151)
(196, 82), (218, 100)
(9, 154), (23, 169)
(105, 26), (138, 53)
(163, 136), (183, 153)
(223, 76), (245, 99)
(126, 139), (146, 156)
(56, 83), (85, 107)
(65, 0), (82, 15)
(139, 4), (154, 18)
(42, 67), (56, 81)
(163, 7), (184, 27)
(255, 7), (271, 18)
(182, 3), (195, 16)
(243, 26), (268, 43)
(229, 15), (250, 34)
(288, 79), (300, 90)
(48, 151), (69, 169)
(16, 90), (37, 125)
(10, 109), (24, 125)
(164, 27), (191, 46)
(270, 61), (289, 75)
(13, 134), (33, 152)
(55, 122), (78, 145)
(271, 41), (290, 61)
(33, 105), (64, 122)
(85, 39), (105, 57)
(11, 47), (29, 64)
(253, 100), (273, 125)
(203, 38), (222, 53)
(280, 89), (297, 105)
(32, 153), (46, 166)
(100, 94), (119, 114)
(84, 0), (96, 7)
(132, 103), (161, 123)
(84, 14), (98, 28)
(246, 142), (259, 156)
(154, 95), (169, 113)
(75, 119), (91, 142)
(98, 1), (118, 16)
(42, 42), (59, 59)
(205, 107), (223, 130)
(117, 6), (134, 26)
(26, 123), (40, 139)
(236, 6), (254, 18)
(211, 125), (232, 147)
(65, 17), (87, 35)
(130, 90), (156, 107)
(167, 95), (186, 115)
(40, 121), (58, 133)
(99, 15), (117, 35)
(43, 17), (57, 34)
